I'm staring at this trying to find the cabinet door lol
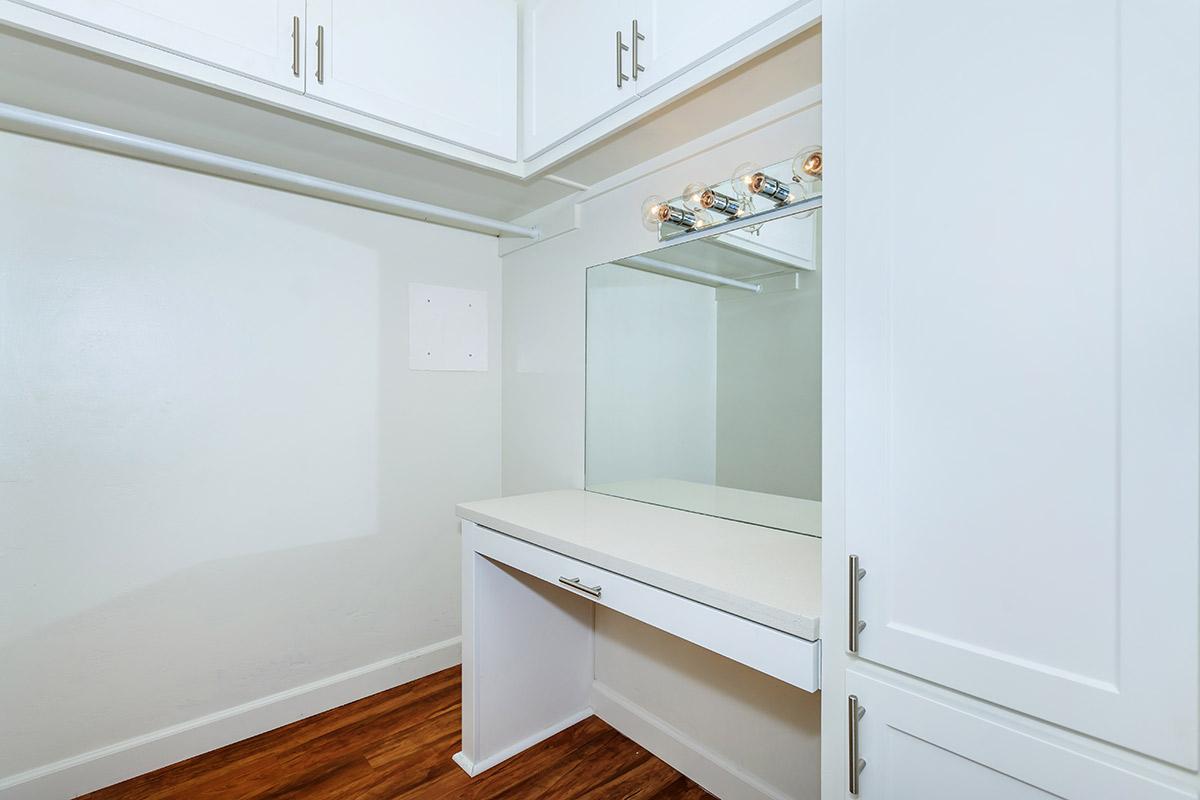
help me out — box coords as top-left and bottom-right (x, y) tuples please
(22, 0), (305, 88)
(631, 0), (799, 95)
(305, 0), (518, 160)
(522, 0), (634, 159)
(843, 670), (1193, 800)
(840, 0), (1199, 769)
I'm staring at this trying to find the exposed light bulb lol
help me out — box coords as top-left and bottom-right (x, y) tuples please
(792, 146), (823, 184)
(681, 183), (709, 212)
(642, 194), (669, 231)
(731, 162), (762, 195)
(690, 209), (715, 229)
(642, 194), (699, 232)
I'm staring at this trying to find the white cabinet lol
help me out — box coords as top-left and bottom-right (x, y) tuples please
(631, 0), (798, 95)
(6, 0), (817, 172)
(837, 0), (1199, 775)
(521, 0), (635, 158)
(844, 670), (1193, 800)
(522, 0), (815, 161)
(22, 0), (305, 89)
(304, 0), (517, 160)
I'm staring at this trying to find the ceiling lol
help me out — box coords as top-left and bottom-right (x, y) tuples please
(0, 23), (820, 224)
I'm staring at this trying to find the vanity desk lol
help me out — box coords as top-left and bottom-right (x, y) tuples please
(453, 489), (821, 777)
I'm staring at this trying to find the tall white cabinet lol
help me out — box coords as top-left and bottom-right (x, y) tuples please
(826, 0), (1200, 797)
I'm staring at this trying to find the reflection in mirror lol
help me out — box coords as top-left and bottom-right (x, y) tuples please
(586, 203), (820, 536)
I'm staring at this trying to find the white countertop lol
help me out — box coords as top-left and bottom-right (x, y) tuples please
(457, 489), (821, 640)
(586, 478), (821, 536)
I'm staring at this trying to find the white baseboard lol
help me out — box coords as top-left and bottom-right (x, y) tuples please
(590, 681), (794, 800)
(452, 707), (594, 778)
(0, 637), (462, 800)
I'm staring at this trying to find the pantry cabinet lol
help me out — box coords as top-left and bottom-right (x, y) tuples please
(304, 0), (518, 160)
(829, 0), (1200, 793)
(20, 0), (306, 89)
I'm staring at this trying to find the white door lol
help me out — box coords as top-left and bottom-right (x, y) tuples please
(23, 0), (305, 88)
(305, 0), (518, 160)
(844, 670), (1193, 800)
(631, 0), (799, 95)
(522, 0), (634, 159)
(840, 0), (1199, 769)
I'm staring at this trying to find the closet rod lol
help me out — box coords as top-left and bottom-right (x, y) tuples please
(619, 255), (762, 293)
(0, 102), (540, 240)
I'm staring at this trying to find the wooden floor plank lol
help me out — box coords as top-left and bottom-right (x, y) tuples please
(77, 667), (715, 800)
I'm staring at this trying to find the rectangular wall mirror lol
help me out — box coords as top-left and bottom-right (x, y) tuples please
(585, 197), (820, 536)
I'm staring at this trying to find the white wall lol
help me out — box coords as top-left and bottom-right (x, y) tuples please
(0, 131), (501, 795)
(585, 265), (717, 486)
(500, 86), (823, 800)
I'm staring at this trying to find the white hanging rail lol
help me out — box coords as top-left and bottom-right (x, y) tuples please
(0, 102), (539, 239)
(618, 255), (762, 293)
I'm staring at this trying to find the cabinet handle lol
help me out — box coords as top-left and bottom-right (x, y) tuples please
(848, 695), (867, 795)
(631, 19), (645, 80)
(291, 16), (300, 77)
(315, 24), (325, 84)
(558, 576), (602, 598)
(848, 554), (867, 653)
(616, 31), (630, 88)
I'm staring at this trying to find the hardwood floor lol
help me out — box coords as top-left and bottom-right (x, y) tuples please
(79, 667), (715, 800)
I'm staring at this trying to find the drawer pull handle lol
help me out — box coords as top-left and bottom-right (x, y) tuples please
(848, 694), (867, 794)
(631, 19), (645, 80)
(616, 31), (630, 88)
(290, 16), (300, 77)
(849, 554), (867, 653)
(558, 576), (602, 598)
(315, 24), (325, 84)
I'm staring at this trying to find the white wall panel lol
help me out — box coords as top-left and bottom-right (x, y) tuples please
(0, 131), (501, 782)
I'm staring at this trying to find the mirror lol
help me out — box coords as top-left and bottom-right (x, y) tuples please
(585, 202), (820, 536)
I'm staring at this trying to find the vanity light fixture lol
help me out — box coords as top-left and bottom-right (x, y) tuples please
(681, 182), (743, 218)
(646, 147), (823, 240)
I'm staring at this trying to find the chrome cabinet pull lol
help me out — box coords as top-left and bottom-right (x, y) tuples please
(291, 16), (300, 77)
(848, 695), (867, 795)
(616, 31), (630, 88)
(558, 576), (602, 598)
(631, 19), (645, 80)
(315, 24), (325, 84)
(848, 554), (867, 653)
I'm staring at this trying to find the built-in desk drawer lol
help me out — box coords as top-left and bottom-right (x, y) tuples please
(465, 521), (820, 691)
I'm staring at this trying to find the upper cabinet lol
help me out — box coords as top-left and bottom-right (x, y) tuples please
(522, 0), (817, 166)
(19, 0), (306, 89)
(3, 0), (818, 174)
(522, 0), (635, 159)
(305, 0), (518, 160)
(631, 0), (798, 95)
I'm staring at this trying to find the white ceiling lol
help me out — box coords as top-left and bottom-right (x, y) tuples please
(0, 23), (820, 224)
